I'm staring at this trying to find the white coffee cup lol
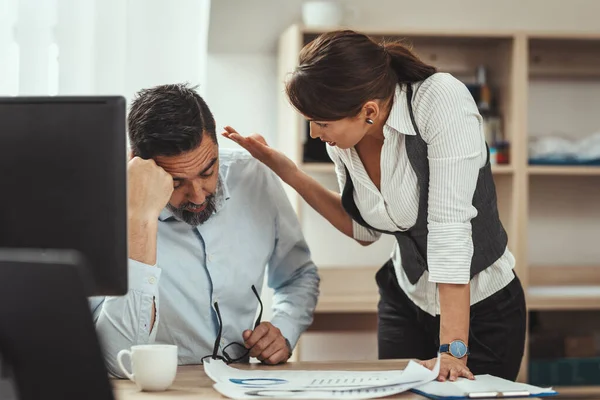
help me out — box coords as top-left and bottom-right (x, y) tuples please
(117, 344), (178, 392)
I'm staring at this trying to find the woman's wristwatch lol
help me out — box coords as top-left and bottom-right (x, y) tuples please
(439, 339), (470, 359)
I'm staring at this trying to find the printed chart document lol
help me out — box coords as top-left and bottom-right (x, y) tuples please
(204, 356), (440, 399)
(412, 374), (558, 399)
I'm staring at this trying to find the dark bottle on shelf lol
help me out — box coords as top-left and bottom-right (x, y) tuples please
(476, 65), (509, 164)
(477, 65), (492, 112)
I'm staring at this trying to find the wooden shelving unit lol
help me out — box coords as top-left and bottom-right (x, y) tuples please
(318, 266), (600, 312)
(528, 265), (600, 310)
(301, 163), (334, 174)
(491, 164), (515, 174)
(529, 36), (600, 80)
(303, 162), (516, 175)
(526, 35), (600, 390)
(315, 266), (379, 313)
(277, 25), (600, 389)
(528, 165), (600, 175)
(528, 290), (600, 310)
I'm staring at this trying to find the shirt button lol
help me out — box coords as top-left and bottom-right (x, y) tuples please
(148, 277), (157, 284)
(207, 253), (213, 262)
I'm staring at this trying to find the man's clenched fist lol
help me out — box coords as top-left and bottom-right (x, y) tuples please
(127, 157), (173, 220)
(243, 322), (291, 365)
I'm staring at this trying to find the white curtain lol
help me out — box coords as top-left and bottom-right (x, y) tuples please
(0, 0), (23, 95)
(0, 0), (211, 100)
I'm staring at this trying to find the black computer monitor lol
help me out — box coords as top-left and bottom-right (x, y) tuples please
(0, 96), (130, 400)
(0, 96), (128, 296)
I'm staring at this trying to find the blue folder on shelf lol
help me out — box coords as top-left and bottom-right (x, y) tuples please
(528, 157), (600, 166)
(410, 374), (558, 399)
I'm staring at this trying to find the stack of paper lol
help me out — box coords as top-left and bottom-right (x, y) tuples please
(204, 356), (440, 399)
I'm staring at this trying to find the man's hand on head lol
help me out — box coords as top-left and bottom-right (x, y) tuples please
(127, 156), (173, 220)
(243, 322), (291, 365)
(126, 156), (173, 266)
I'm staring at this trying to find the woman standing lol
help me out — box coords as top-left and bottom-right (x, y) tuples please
(223, 30), (526, 382)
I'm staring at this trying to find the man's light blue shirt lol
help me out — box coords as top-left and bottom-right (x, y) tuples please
(90, 149), (319, 376)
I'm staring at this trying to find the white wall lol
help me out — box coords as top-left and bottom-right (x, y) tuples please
(205, 53), (278, 148)
(123, 0), (210, 100)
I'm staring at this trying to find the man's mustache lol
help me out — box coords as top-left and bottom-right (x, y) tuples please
(178, 199), (211, 210)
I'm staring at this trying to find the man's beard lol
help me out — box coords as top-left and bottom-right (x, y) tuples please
(167, 195), (217, 226)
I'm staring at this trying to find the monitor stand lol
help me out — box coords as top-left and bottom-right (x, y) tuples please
(0, 249), (114, 400)
(0, 358), (18, 400)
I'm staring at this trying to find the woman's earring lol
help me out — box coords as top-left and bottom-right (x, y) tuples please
(366, 118), (374, 125)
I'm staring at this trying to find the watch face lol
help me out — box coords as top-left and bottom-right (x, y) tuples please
(450, 340), (468, 358)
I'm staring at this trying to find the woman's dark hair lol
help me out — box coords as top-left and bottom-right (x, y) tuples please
(286, 30), (437, 121)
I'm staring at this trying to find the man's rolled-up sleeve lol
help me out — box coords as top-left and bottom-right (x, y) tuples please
(91, 259), (161, 377)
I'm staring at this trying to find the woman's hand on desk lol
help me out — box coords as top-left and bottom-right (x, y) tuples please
(221, 127), (299, 184)
(419, 353), (474, 382)
(242, 322), (291, 365)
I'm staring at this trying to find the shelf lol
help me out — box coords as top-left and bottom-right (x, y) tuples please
(528, 265), (600, 310)
(554, 385), (600, 396)
(302, 163), (334, 173)
(527, 32), (600, 40)
(318, 266), (600, 313)
(528, 165), (600, 176)
(316, 295), (379, 314)
(319, 281), (600, 312)
(529, 37), (600, 80)
(529, 265), (600, 286)
(301, 26), (515, 39)
(302, 163), (514, 175)
(316, 266), (379, 314)
(529, 67), (600, 80)
(491, 164), (514, 174)
(527, 288), (600, 311)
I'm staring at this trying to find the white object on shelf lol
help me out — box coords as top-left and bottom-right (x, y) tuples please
(529, 131), (600, 162)
(528, 286), (600, 297)
(301, 1), (355, 28)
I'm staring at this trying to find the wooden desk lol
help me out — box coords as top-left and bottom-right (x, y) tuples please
(110, 360), (551, 400)
(112, 360), (428, 399)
